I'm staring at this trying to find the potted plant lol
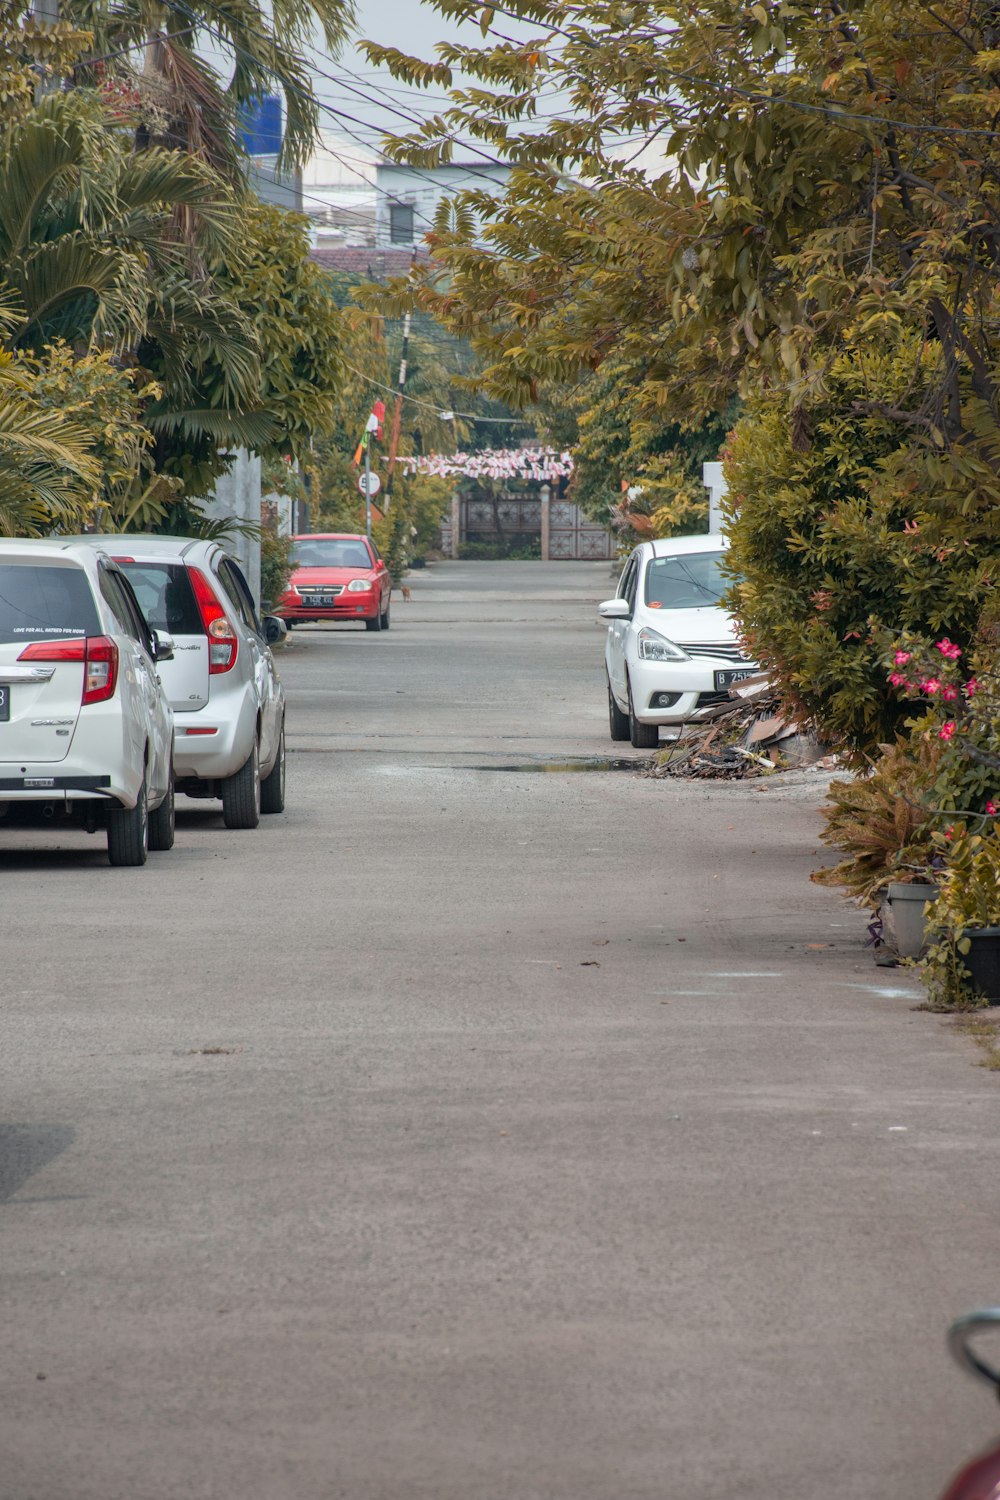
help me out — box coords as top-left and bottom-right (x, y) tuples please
(813, 736), (940, 955)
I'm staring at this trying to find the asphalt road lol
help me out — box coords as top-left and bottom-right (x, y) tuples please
(3, 560), (1000, 1500)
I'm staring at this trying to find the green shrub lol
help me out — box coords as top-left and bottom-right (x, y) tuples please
(723, 337), (1000, 758)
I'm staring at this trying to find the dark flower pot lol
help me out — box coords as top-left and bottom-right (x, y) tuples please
(963, 927), (1000, 1005)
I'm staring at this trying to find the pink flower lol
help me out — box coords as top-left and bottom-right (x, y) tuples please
(919, 678), (942, 696)
(888, 672), (910, 689)
(987, 801), (998, 817)
(945, 826), (955, 840)
(965, 678), (978, 697)
(894, 650), (911, 665)
(936, 638), (962, 659)
(939, 721), (957, 740)
(941, 684), (958, 701)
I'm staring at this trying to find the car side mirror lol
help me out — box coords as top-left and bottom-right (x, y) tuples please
(262, 615), (288, 645)
(598, 598), (631, 619)
(151, 630), (174, 662)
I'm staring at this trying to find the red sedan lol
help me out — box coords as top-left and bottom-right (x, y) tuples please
(275, 533), (393, 632)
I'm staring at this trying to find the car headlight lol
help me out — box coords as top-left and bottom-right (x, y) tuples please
(636, 628), (689, 661)
(347, 578), (372, 592)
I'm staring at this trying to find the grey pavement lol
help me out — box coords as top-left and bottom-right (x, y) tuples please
(2, 560), (999, 1500)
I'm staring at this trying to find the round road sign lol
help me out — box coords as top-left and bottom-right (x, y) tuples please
(358, 471), (382, 497)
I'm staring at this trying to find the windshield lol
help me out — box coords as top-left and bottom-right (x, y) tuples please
(119, 562), (202, 635)
(0, 563), (100, 643)
(645, 551), (728, 609)
(292, 539), (372, 570)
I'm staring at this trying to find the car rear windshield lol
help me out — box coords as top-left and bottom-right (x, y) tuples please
(292, 539), (372, 569)
(0, 563), (101, 643)
(118, 562), (202, 635)
(645, 551), (728, 609)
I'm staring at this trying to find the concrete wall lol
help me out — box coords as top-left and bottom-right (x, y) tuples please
(200, 449), (262, 607)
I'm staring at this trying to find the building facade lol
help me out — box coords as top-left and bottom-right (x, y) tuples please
(374, 160), (511, 248)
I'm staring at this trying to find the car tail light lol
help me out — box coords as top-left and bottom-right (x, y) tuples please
(82, 636), (118, 704)
(188, 567), (238, 673)
(18, 636), (119, 704)
(18, 639), (86, 662)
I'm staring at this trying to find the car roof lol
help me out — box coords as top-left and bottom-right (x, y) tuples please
(58, 534), (208, 559)
(291, 532), (370, 542)
(647, 532), (728, 558)
(0, 537), (110, 565)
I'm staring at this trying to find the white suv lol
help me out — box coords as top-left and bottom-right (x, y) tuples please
(72, 536), (285, 828)
(0, 540), (175, 865)
(599, 534), (757, 747)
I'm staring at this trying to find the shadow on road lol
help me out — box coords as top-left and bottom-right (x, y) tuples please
(0, 1123), (75, 1204)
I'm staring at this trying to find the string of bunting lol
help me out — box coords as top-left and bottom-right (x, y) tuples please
(388, 448), (575, 482)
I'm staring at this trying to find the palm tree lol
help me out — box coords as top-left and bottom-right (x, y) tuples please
(68, 0), (356, 172)
(0, 313), (101, 535)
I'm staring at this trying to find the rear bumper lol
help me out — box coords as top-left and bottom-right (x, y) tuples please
(0, 775), (112, 801)
(172, 682), (257, 780)
(0, 701), (148, 807)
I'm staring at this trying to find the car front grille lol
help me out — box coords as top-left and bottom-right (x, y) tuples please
(694, 690), (735, 710)
(676, 641), (755, 664)
(297, 585), (345, 599)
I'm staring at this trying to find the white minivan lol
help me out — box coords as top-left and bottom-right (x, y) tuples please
(0, 540), (175, 865)
(599, 534), (757, 747)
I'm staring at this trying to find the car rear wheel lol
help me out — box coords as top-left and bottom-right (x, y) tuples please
(222, 741), (261, 829)
(107, 774), (149, 866)
(260, 723), (285, 814)
(148, 766), (175, 851)
(365, 610), (382, 632)
(380, 600), (391, 630)
(627, 676), (659, 749)
(608, 675), (630, 741)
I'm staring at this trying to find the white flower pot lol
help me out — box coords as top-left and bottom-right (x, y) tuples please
(882, 881), (937, 959)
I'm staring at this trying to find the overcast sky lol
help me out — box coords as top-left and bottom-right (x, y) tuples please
(311, 0), (488, 153)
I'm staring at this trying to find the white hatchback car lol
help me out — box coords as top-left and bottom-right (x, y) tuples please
(71, 536), (286, 828)
(599, 534), (757, 747)
(0, 539), (175, 865)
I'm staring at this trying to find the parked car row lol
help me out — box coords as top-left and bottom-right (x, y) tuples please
(599, 533), (758, 747)
(0, 536), (285, 867)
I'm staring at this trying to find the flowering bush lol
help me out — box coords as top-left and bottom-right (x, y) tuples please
(884, 631), (1000, 827)
(885, 629), (1000, 1004)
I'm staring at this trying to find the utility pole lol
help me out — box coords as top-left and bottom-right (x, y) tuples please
(364, 436), (372, 541)
(385, 308), (411, 511)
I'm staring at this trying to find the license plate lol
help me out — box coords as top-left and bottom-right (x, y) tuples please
(715, 668), (756, 689)
(0, 684), (8, 721)
(312, 595), (335, 606)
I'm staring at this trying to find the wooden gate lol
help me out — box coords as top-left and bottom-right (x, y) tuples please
(548, 499), (616, 560)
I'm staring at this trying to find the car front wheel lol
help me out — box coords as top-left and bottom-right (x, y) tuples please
(107, 775), (149, 866)
(627, 676), (659, 749)
(222, 741), (261, 829)
(608, 675), (630, 741)
(365, 609), (382, 632)
(260, 723), (285, 814)
(380, 599), (391, 630)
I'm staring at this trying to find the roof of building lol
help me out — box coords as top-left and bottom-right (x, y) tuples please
(309, 246), (431, 277)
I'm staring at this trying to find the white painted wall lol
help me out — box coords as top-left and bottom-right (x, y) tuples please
(375, 161), (510, 247)
(200, 449), (262, 607)
(703, 461), (728, 532)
